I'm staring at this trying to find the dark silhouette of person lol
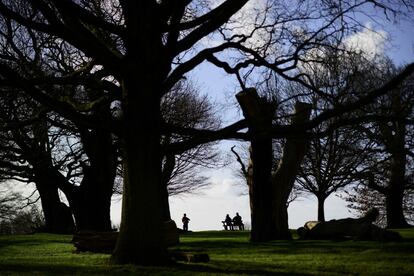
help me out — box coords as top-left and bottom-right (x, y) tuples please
(224, 214), (233, 231)
(182, 213), (190, 231)
(233, 212), (244, 230)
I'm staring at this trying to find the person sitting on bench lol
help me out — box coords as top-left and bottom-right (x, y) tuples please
(233, 212), (244, 230)
(222, 214), (234, 230)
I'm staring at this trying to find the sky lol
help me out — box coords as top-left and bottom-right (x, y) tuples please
(108, 4), (414, 231)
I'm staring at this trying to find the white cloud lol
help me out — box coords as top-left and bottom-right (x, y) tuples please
(344, 23), (388, 60)
(198, 0), (272, 50)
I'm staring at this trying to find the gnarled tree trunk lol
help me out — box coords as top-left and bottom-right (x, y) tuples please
(271, 102), (312, 240)
(28, 120), (75, 234)
(237, 89), (312, 241)
(111, 73), (169, 264)
(386, 133), (410, 228)
(35, 175), (74, 234)
(236, 88), (275, 242)
(70, 127), (117, 232)
(376, 95), (411, 228)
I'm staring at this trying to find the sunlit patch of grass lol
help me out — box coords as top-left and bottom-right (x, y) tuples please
(0, 229), (413, 275)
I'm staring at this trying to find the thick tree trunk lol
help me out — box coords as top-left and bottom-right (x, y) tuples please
(161, 183), (172, 222)
(248, 136), (274, 241)
(386, 145), (410, 228)
(35, 175), (74, 234)
(380, 93), (411, 228)
(71, 128), (116, 232)
(161, 154), (175, 221)
(70, 173), (113, 232)
(23, 119), (74, 234)
(237, 89), (311, 241)
(236, 89), (275, 242)
(317, 196), (326, 222)
(111, 78), (169, 265)
(386, 188), (408, 228)
(271, 102), (312, 240)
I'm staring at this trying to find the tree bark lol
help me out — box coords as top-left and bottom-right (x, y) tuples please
(317, 196), (326, 222)
(271, 102), (312, 240)
(70, 127), (117, 232)
(111, 76), (169, 265)
(385, 135), (410, 228)
(28, 120), (75, 234)
(237, 89), (311, 241)
(248, 136), (274, 241)
(161, 154), (175, 221)
(35, 177), (74, 234)
(236, 88), (275, 242)
(377, 96), (411, 228)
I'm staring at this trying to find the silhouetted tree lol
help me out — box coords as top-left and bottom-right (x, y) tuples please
(0, 88), (76, 233)
(297, 126), (369, 221)
(236, 88), (311, 241)
(348, 72), (414, 228)
(0, 0), (413, 264)
(344, 180), (414, 227)
(0, 186), (22, 223)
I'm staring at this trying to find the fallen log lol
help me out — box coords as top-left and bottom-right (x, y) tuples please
(297, 208), (402, 241)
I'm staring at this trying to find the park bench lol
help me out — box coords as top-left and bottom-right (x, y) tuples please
(222, 221), (233, 231)
(222, 221), (244, 231)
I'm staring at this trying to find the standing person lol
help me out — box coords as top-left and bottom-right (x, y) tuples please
(233, 212), (244, 230)
(182, 213), (190, 231)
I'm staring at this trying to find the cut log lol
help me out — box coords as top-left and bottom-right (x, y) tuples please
(297, 209), (402, 241)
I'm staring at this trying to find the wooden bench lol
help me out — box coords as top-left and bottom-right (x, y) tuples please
(222, 221), (233, 231)
(222, 221), (244, 231)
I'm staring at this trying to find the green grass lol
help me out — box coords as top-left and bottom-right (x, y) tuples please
(0, 229), (413, 275)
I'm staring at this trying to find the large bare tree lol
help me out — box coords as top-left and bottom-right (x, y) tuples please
(352, 72), (414, 228)
(0, 0), (413, 264)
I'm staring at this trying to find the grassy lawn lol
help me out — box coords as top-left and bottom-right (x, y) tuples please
(0, 229), (413, 275)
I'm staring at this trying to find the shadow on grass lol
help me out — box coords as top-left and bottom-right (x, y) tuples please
(0, 260), (312, 275)
(174, 261), (311, 275)
(1, 230), (412, 275)
(178, 231), (414, 257)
